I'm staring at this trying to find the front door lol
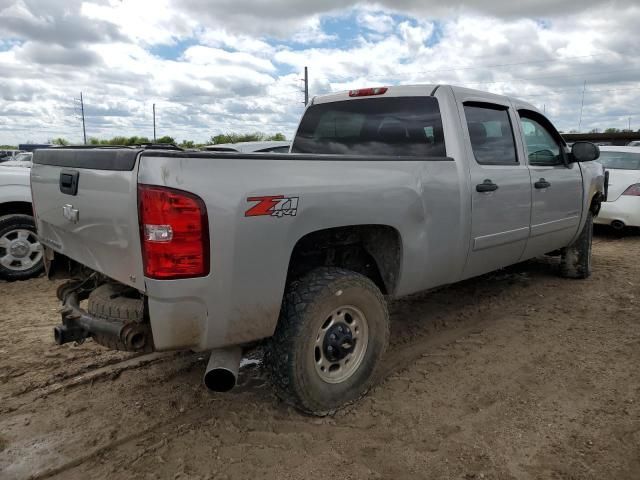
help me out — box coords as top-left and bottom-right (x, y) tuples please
(517, 110), (583, 259)
(460, 101), (532, 279)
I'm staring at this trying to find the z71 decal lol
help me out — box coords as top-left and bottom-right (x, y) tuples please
(245, 195), (299, 218)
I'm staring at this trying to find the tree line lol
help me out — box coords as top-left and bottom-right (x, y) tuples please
(1, 132), (286, 150)
(560, 128), (640, 134)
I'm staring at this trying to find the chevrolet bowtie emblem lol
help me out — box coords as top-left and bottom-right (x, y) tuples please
(62, 204), (79, 223)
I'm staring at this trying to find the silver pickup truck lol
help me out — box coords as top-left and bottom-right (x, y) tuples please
(31, 85), (605, 415)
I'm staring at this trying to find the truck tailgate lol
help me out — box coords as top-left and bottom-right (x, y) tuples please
(31, 148), (145, 290)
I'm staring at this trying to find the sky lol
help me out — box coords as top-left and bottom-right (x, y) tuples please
(0, 0), (638, 145)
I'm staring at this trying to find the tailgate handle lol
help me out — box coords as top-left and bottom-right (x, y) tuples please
(60, 170), (79, 196)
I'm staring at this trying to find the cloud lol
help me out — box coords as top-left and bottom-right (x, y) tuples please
(175, 0), (346, 37)
(170, 0), (640, 37)
(0, 79), (40, 101)
(198, 30), (275, 55)
(20, 42), (102, 66)
(81, 0), (195, 46)
(0, 1), (638, 145)
(182, 46), (276, 72)
(357, 12), (395, 34)
(1, 0), (126, 47)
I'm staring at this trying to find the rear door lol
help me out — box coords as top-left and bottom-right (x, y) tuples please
(31, 148), (145, 290)
(459, 100), (532, 279)
(517, 111), (583, 259)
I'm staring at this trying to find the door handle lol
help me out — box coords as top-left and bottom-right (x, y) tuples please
(476, 179), (499, 192)
(534, 178), (551, 189)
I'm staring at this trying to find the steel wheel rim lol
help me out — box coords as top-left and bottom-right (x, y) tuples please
(313, 305), (369, 384)
(0, 228), (43, 272)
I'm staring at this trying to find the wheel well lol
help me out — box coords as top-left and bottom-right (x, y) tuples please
(0, 201), (33, 218)
(287, 225), (402, 295)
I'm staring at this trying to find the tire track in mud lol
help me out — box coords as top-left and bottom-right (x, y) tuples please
(5, 235), (640, 480)
(1, 352), (191, 416)
(8, 354), (145, 397)
(4, 262), (553, 480)
(24, 298), (507, 480)
(6, 291), (497, 480)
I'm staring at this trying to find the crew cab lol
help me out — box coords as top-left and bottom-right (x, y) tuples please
(31, 85), (604, 414)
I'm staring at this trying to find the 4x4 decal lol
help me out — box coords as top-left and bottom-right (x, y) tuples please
(245, 195), (299, 217)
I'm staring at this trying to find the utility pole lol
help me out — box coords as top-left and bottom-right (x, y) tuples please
(303, 66), (309, 106)
(153, 103), (156, 141)
(577, 80), (586, 133)
(80, 92), (87, 144)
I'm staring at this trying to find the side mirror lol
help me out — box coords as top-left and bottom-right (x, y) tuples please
(571, 141), (600, 163)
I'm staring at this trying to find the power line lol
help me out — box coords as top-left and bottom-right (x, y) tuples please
(355, 53), (609, 80)
(361, 67), (640, 87)
(457, 67), (640, 86)
(515, 85), (640, 98)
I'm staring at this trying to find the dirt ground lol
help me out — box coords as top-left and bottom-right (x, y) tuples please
(1, 229), (639, 480)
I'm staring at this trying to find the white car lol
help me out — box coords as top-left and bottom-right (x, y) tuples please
(1, 152), (32, 166)
(595, 146), (640, 230)
(0, 158), (44, 280)
(627, 141), (640, 147)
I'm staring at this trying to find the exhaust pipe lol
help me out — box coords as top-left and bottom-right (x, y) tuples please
(203, 347), (242, 392)
(611, 220), (625, 231)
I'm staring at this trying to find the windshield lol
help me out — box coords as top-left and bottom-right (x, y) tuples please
(292, 96), (446, 157)
(597, 151), (640, 170)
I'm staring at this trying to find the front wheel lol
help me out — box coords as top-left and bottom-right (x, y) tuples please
(560, 212), (593, 279)
(266, 267), (389, 416)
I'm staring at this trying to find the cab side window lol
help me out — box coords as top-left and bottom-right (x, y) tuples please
(463, 103), (518, 165)
(519, 113), (564, 166)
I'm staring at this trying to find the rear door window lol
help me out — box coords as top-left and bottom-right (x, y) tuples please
(463, 103), (518, 165)
(292, 97), (446, 157)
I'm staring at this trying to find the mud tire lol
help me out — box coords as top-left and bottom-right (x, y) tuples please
(265, 267), (389, 416)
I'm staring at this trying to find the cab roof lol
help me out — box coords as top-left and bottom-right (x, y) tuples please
(311, 84), (539, 113)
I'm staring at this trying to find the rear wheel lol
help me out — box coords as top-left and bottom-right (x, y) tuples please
(0, 214), (44, 281)
(266, 267), (389, 415)
(560, 212), (593, 279)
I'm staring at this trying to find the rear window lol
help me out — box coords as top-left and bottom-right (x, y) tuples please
(597, 151), (640, 170)
(292, 97), (446, 157)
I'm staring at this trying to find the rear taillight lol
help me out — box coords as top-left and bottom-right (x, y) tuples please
(622, 184), (640, 196)
(348, 87), (388, 97)
(138, 185), (209, 279)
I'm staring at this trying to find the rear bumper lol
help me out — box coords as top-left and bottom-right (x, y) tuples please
(594, 196), (640, 227)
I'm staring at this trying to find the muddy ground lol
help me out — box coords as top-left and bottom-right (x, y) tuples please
(1, 229), (639, 480)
